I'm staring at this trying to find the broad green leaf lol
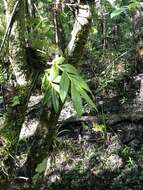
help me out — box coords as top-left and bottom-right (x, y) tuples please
(53, 56), (65, 65)
(52, 83), (60, 93)
(42, 74), (50, 90)
(61, 64), (78, 75)
(11, 96), (20, 107)
(110, 7), (127, 18)
(49, 64), (59, 81)
(71, 82), (82, 115)
(53, 76), (61, 83)
(52, 88), (59, 112)
(43, 90), (52, 106)
(36, 159), (47, 173)
(69, 74), (91, 92)
(128, 1), (140, 10)
(60, 71), (70, 102)
(79, 88), (96, 109)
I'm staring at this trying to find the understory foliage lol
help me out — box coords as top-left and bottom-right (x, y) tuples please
(0, 0), (143, 189)
(42, 56), (95, 114)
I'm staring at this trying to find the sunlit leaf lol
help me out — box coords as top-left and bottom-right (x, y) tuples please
(128, 1), (140, 10)
(92, 122), (106, 132)
(91, 27), (98, 34)
(110, 7), (128, 18)
(60, 71), (70, 102)
(61, 64), (79, 75)
(49, 64), (59, 81)
(53, 56), (65, 65)
(42, 74), (50, 90)
(52, 83), (60, 93)
(11, 96), (20, 107)
(53, 76), (61, 83)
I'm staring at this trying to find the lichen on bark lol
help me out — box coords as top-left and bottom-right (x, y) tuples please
(1, 0), (38, 164)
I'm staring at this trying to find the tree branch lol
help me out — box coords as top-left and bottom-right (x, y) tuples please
(0, 0), (20, 54)
(16, 1), (92, 186)
(66, 4), (91, 65)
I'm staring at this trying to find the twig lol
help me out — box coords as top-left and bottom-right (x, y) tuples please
(0, 0), (21, 54)
(34, 3), (43, 21)
(105, 48), (135, 74)
(59, 111), (143, 127)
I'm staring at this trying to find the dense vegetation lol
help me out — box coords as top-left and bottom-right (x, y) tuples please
(0, 0), (143, 189)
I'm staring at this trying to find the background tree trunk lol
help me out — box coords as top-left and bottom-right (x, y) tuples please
(1, 1), (39, 187)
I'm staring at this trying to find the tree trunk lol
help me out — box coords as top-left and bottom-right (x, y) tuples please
(22, 2), (92, 187)
(1, 1), (92, 188)
(0, 1), (39, 187)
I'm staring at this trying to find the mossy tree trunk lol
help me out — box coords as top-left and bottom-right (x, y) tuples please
(23, 2), (92, 187)
(1, 0), (92, 188)
(1, 1), (39, 186)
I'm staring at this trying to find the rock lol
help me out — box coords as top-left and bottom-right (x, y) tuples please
(106, 154), (123, 171)
(106, 135), (121, 154)
(59, 101), (76, 121)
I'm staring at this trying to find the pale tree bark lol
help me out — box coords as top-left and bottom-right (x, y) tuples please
(67, 4), (91, 64)
(4, 0), (27, 85)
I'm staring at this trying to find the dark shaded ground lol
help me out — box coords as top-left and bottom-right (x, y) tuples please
(1, 72), (143, 190)
(36, 117), (143, 190)
(41, 71), (143, 189)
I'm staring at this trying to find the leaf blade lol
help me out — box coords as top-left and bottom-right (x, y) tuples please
(61, 64), (79, 75)
(110, 7), (127, 18)
(71, 82), (83, 116)
(52, 88), (59, 113)
(79, 88), (96, 110)
(60, 71), (70, 102)
(69, 74), (91, 92)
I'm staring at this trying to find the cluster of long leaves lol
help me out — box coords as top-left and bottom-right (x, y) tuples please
(109, 0), (140, 18)
(42, 56), (96, 115)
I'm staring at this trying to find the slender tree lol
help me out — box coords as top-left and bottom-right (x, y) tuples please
(0, 0), (94, 188)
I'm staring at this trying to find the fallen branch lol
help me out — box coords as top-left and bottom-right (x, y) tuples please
(60, 111), (143, 127)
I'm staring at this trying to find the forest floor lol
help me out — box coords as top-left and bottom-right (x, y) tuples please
(42, 115), (143, 190)
(1, 85), (143, 190)
(27, 93), (143, 190)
